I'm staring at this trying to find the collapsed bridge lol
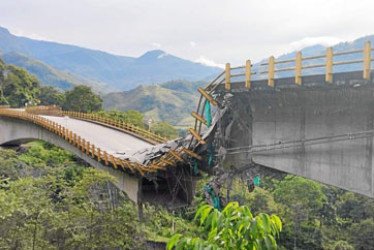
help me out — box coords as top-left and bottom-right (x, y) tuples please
(1, 41), (374, 208)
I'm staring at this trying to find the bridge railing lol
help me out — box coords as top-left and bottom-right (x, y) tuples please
(188, 41), (374, 151)
(0, 108), (162, 176)
(25, 106), (167, 145)
(223, 41), (373, 89)
(18, 107), (191, 171)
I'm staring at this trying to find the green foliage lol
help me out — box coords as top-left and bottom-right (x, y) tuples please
(274, 176), (326, 211)
(143, 204), (200, 241)
(96, 109), (145, 128)
(0, 63), (40, 107)
(95, 109), (178, 139)
(103, 81), (204, 127)
(336, 192), (374, 223)
(332, 240), (354, 250)
(0, 143), (143, 249)
(63, 85), (102, 112)
(151, 121), (179, 139)
(2, 52), (106, 92)
(349, 218), (374, 250)
(38, 86), (65, 106)
(167, 202), (282, 250)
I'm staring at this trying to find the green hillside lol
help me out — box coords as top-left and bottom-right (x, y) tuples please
(0, 52), (110, 93)
(103, 80), (206, 127)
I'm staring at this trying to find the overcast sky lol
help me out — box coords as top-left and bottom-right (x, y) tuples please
(1, 0), (374, 67)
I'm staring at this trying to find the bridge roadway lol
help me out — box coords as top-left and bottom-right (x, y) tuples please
(42, 116), (153, 158)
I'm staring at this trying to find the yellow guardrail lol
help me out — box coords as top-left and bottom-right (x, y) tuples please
(0, 108), (159, 176)
(224, 41), (372, 89)
(25, 106), (167, 145)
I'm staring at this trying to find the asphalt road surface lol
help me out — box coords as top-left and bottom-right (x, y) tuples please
(43, 116), (153, 160)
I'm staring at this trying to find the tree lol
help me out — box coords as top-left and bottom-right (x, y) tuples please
(349, 218), (374, 250)
(152, 122), (178, 139)
(63, 85), (102, 112)
(332, 240), (354, 250)
(0, 64), (40, 107)
(273, 176), (326, 249)
(38, 86), (65, 106)
(167, 202), (282, 249)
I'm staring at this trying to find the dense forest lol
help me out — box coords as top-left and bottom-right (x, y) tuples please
(0, 142), (373, 249)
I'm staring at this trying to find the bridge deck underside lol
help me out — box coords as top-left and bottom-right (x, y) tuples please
(220, 74), (374, 198)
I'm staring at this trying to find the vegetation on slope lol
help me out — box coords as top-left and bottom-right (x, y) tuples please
(1, 142), (373, 249)
(0, 143), (203, 249)
(103, 80), (206, 127)
(1, 52), (107, 92)
(0, 58), (40, 107)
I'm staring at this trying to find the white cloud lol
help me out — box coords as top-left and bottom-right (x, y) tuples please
(195, 56), (224, 68)
(12, 29), (51, 41)
(289, 36), (344, 51)
(2, 0), (374, 65)
(151, 42), (161, 48)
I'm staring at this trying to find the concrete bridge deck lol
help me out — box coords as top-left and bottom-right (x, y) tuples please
(42, 116), (152, 158)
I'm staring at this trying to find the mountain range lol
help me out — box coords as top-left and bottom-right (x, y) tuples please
(1, 25), (374, 126)
(0, 26), (220, 92)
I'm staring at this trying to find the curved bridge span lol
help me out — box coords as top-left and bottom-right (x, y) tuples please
(2, 42), (374, 206)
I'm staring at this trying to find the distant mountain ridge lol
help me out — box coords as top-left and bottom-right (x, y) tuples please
(0, 52), (109, 92)
(0, 26), (220, 91)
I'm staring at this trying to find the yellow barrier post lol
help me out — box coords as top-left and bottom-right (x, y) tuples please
(189, 128), (206, 144)
(326, 47), (333, 83)
(123, 160), (135, 173)
(191, 112), (207, 125)
(197, 88), (218, 105)
(245, 60), (251, 89)
(97, 148), (101, 162)
(183, 148), (202, 160)
(295, 51), (302, 85)
(268, 56), (275, 87)
(363, 41), (371, 81)
(103, 151), (109, 165)
(86, 141), (90, 155)
(225, 63), (231, 90)
(110, 155), (117, 169)
(91, 144), (95, 158)
(169, 149), (184, 162)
